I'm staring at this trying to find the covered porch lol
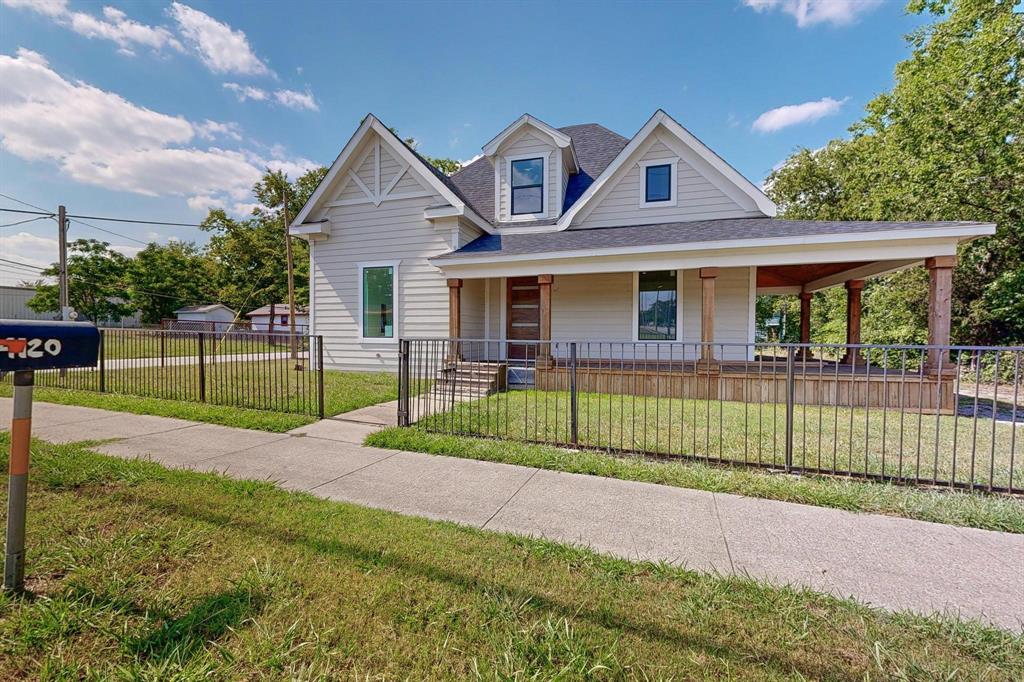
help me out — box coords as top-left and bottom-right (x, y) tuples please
(431, 220), (991, 411)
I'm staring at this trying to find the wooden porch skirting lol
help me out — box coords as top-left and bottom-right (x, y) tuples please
(535, 360), (956, 413)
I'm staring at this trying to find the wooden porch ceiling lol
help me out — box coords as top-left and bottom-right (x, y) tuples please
(756, 262), (869, 288)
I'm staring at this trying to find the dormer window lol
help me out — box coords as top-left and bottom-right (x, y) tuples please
(640, 158), (678, 208)
(510, 157), (544, 215)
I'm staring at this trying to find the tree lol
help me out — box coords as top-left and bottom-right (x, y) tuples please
(27, 239), (133, 323)
(127, 241), (214, 324)
(422, 155), (462, 175)
(766, 0), (1024, 345)
(201, 166), (326, 316)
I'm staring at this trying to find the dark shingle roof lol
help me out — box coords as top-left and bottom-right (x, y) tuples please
(446, 123), (629, 226)
(436, 218), (990, 260)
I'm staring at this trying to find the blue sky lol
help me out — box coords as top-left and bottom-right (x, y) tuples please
(0, 0), (929, 284)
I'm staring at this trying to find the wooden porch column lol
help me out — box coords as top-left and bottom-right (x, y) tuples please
(926, 256), (956, 374)
(796, 290), (813, 360)
(840, 279), (864, 365)
(538, 274), (553, 366)
(447, 278), (462, 361)
(699, 268), (718, 363)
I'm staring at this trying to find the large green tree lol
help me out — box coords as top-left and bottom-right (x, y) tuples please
(27, 238), (134, 323)
(127, 241), (214, 324)
(201, 166), (326, 316)
(766, 0), (1023, 346)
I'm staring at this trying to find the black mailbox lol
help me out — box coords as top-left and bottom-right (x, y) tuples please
(0, 320), (101, 371)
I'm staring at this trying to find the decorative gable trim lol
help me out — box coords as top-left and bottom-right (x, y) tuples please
(555, 110), (777, 230)
(290, 114), (494, 237)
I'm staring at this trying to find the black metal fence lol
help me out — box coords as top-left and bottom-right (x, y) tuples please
(3, 328), (325, 417)
(398, 338), (1023, 495)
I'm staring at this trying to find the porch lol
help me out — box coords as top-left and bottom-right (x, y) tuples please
(440, 254), (960, 410)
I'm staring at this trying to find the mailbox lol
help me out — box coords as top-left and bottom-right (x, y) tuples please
(0, 319), (100, 372)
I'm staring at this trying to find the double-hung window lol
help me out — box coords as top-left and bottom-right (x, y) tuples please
(360, 263), (397, 340)
(510, 157), (544, 216)
(637, 270), (678, 340)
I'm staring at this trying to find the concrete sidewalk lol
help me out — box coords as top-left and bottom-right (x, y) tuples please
(2, 398), (1022, 631)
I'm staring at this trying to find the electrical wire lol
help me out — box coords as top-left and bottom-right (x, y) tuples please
(0, 216), (52, 228)
(0, 192), (49, 212)
(67, 213), (208, 228)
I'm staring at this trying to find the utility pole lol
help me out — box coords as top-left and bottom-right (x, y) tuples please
(57, 205), (69, 320)
(282, 187), (300, 369)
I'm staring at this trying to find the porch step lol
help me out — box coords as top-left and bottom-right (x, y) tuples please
(432, 361), (507, 399)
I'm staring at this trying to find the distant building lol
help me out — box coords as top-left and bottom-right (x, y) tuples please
(172, 304), (238, 335)
(0, 285), (54, 321)
(246, 304), (309, 334)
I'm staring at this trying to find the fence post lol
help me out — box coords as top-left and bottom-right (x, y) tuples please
(398, 339), (410, 427)
(317, 336), (325, 419)
(197, 331), (206, 402)
(160, 332), (165, 369)
(98, 328), (106, 393)
(784, 346), (795, 472)
(569, 341), (578, 446)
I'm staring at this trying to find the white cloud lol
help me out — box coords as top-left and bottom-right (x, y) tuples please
(273, 88), (317, 112)
(223, 82), (268, 101)
(195, 119), (242, 141)
(2, 0), (184, 56)
(168, 2), (269, 75)
(0, 48), (315, 211)
(224, 82), (318, 112)
(743, 0), (882, 28)
(458, 153), (483, 167)
(751, 96), (848, 133)
(0, 231), (142, 285)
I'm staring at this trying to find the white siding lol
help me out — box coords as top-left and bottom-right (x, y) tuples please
(547, 268), (752, 360)
(572, 132), (764, 229)
(313, 153), (451, 372)
(457, 218), (483, 249)
(497, 129), (559, 222)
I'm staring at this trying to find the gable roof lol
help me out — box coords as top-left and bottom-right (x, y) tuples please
(481, 114), (577, 169)
(447, 123), (628, 227)
(555, 110), (777, 230)
(290, 114), (494, 235)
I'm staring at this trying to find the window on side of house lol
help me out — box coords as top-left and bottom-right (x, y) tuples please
(638, 270), (677, 340)
(510, 157), (544, 215)
(362, 265), (395, 339)
(644, 163), (672, 203)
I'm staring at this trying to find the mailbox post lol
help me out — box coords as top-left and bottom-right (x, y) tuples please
(1, 320), (99, 592)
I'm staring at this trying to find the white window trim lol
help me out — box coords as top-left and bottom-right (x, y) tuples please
(505, 151), (550, 222)
(639, 157), (679, 208)
(631, 270), (682, 342)
(357, 260), (400, 344)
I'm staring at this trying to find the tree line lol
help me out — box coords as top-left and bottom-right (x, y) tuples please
(760, 0), (1022, 348)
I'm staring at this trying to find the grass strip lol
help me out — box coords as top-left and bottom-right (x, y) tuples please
(366, 427), (1024, 534)
(1, 434), (1021, 679)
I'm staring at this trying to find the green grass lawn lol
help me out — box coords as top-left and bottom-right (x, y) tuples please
(0, 367), (397, 431)
(414, 389), (1021, 491)
(368, 427), (1024, 534)
(100, 331), (279, 359)
(2, 435), (1021, 679)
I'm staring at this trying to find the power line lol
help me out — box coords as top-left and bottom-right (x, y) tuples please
(0, 258), (46, 272)
(0, 192), (49, 213)
(0, 207), (55, 217)
(67, 213), (208, 228)
(69, 217), (149, 246)
(1, 216), (52, 229)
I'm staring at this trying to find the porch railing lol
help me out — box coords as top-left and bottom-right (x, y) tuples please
(397, 338), (1023, 495)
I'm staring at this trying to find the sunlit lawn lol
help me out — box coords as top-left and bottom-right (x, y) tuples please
(1, 435), (1021, 679)
(100, 331), (279, 359)
(416, 389), (1021, 491)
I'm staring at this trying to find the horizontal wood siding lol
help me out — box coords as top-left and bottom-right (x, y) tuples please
(573, 134), (763, 229)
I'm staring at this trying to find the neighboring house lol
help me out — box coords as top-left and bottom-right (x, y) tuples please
(172, 304), (237, 334)
(0, 285), (54, 321)
(246, 304), (309, 333)
(289, 110), (993, 380)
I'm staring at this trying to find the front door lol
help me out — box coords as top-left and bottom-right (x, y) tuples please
(507, 276), (540, 361)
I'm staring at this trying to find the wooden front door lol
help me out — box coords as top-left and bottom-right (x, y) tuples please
(507, 276), (540, 360)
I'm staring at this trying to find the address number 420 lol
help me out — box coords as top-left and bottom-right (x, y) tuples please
(2, 337), (63, 359)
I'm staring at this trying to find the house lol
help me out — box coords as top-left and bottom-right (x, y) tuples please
(289, 110), (994, 409)
(172, 304), (237, 335)
(246, 304), (309, 333)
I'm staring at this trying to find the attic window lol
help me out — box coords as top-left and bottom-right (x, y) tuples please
(510, 157), (544, 215)
(640, 158), (678, 208)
